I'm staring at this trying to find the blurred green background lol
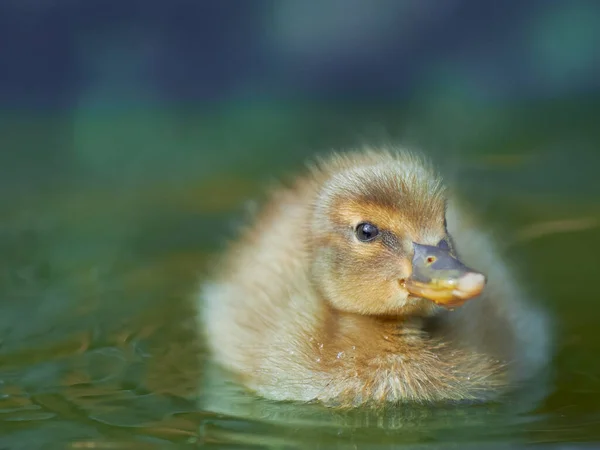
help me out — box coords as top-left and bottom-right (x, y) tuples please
(0, 1), (599, 448)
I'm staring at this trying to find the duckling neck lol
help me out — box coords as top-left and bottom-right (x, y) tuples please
(316, 304), (431, 348)
(308, 301), (439, 367)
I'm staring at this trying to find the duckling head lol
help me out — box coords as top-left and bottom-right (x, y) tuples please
(309, 152), (486, 317)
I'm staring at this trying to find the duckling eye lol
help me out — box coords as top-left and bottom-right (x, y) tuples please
(356, 222), (379, 242)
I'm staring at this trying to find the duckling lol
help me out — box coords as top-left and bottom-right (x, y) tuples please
(197, 148), (550, 407)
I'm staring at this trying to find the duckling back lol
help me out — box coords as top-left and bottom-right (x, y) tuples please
(199, 179), (328, 401)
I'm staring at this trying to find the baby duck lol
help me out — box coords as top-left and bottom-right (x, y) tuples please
(198, 148), (550, 407)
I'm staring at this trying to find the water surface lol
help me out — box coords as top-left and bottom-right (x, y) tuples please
(0, 101), (599, 448)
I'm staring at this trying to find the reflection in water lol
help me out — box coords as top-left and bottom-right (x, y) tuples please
(199, 360), (552, 448)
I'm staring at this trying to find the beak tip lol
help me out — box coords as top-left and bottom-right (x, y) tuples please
(455, 272), (486, 298)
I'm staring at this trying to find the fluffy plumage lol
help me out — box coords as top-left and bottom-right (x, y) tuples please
(197, 147), (550, 407)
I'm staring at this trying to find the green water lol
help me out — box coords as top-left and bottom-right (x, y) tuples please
(0, 100), (599, 448)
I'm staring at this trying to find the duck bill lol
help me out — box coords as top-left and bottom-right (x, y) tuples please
(405, 242), (486, 308)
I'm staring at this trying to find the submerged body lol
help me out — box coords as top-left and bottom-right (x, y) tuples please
(198, 148), (550, 407)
